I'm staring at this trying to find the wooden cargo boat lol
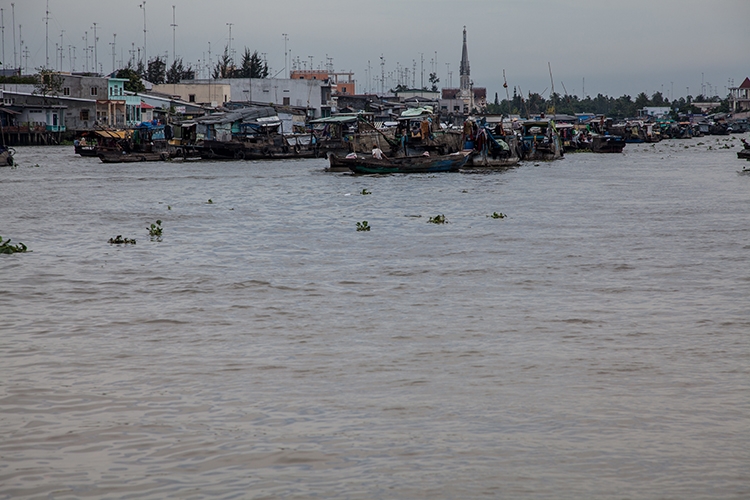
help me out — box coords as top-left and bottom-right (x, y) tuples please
(329, 151), (471, 174)
(591, 134), (626, 153)
(518, 120), (563, 161)
(98, 151), (169, 163)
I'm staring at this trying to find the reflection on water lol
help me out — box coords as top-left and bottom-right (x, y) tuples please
(1, 137), (749, 499)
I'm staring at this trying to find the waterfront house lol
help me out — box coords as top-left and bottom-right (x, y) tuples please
(0, 88), (68, 145)
(153, 77), (329, 119)
(729, 77), (750, 116)
(99, 78), (143, 128)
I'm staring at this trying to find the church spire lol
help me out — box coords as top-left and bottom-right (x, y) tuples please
(460, 26), (470, 91)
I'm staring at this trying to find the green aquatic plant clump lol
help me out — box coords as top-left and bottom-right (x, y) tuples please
(148, 220), (163, 238)
(428, 214), (447, 224)
(108, 235), (136, 245)
(0, 236), (29, 254)
(356, 221), (371, 231)
(489, 212), (507, 219)
(361, 189), (371, 195)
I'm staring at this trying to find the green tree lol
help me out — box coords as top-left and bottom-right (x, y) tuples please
(241, 49), (268, 78)
(136, 59), (146, 79)
(635, 92), (650, 110)
(651, 91), (666, 106)
(212, 46), (234, 79)
(428, 72), (439, 92)
(166, 58), (195, 84)
(147, 56), (166, 84)
(116, 66), (146, 93)
(33, 68), (64, 100)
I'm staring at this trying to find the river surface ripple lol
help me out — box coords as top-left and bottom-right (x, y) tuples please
(1, 136), (749, 499)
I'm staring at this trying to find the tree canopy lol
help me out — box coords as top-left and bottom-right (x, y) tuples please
(166, 58), (195, 84)
(484, 89), (729, 119)
(33, 68), (64, 99)
(212, 46), (268, 79)
(115, 66), (146, 93)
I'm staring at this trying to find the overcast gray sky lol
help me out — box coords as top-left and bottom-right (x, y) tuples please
(5, 0), (750, 100)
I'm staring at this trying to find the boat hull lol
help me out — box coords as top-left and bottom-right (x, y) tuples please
(465, 153), (519, 169)
(329, 151), (471, 174)
(74, 145), (99, 157)
(99, 151), (169, 163)
(591, 135), (626, 153)
(0, 148), (14, 166)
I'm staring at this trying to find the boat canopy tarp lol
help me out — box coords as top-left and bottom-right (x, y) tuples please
(197, 106), (277, 125)
(93, 129), (127, 139)
(399, 106), (434, 120)
(309, 114), (362, 124)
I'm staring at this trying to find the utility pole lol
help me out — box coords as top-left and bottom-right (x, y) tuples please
(92, 23), (98, 75)
(45, 0), (49, 67)
(1, 8), (5, 73)
(282, 33), (288, 78)
(140, 1), (147, 66)
(12, 3), (16, 70)
(420, 52), (424, 89)
(226, 23), (233, 62)
(83, 31), (88, 72)
(171, 6), (177, 65)
(380, 54), (385, 94)
(110, 33), (116, 74)
(59, 31), (64, 71)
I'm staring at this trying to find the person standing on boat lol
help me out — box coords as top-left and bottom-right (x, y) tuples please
(371, 144), (387, 160)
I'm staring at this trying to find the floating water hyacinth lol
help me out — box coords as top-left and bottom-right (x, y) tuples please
(108, 235), (136, 245)
(428, 214), (446, 224)
(0, 236), (28, 254)
(356, 221), (371, 231)
(148, 220), (163, 238)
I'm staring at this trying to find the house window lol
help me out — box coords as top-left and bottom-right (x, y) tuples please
(80, 110), (90, 121)
(90, 87), (98, 96)
(63, 87), (70, 96)
(188, 94), (196, 103)
(283, 97), (290, 106)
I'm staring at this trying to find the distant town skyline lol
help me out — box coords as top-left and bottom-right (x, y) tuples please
(3, 0), (749, 101)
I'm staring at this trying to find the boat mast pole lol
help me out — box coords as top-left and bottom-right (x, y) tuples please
(548, 62), (555, 115)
